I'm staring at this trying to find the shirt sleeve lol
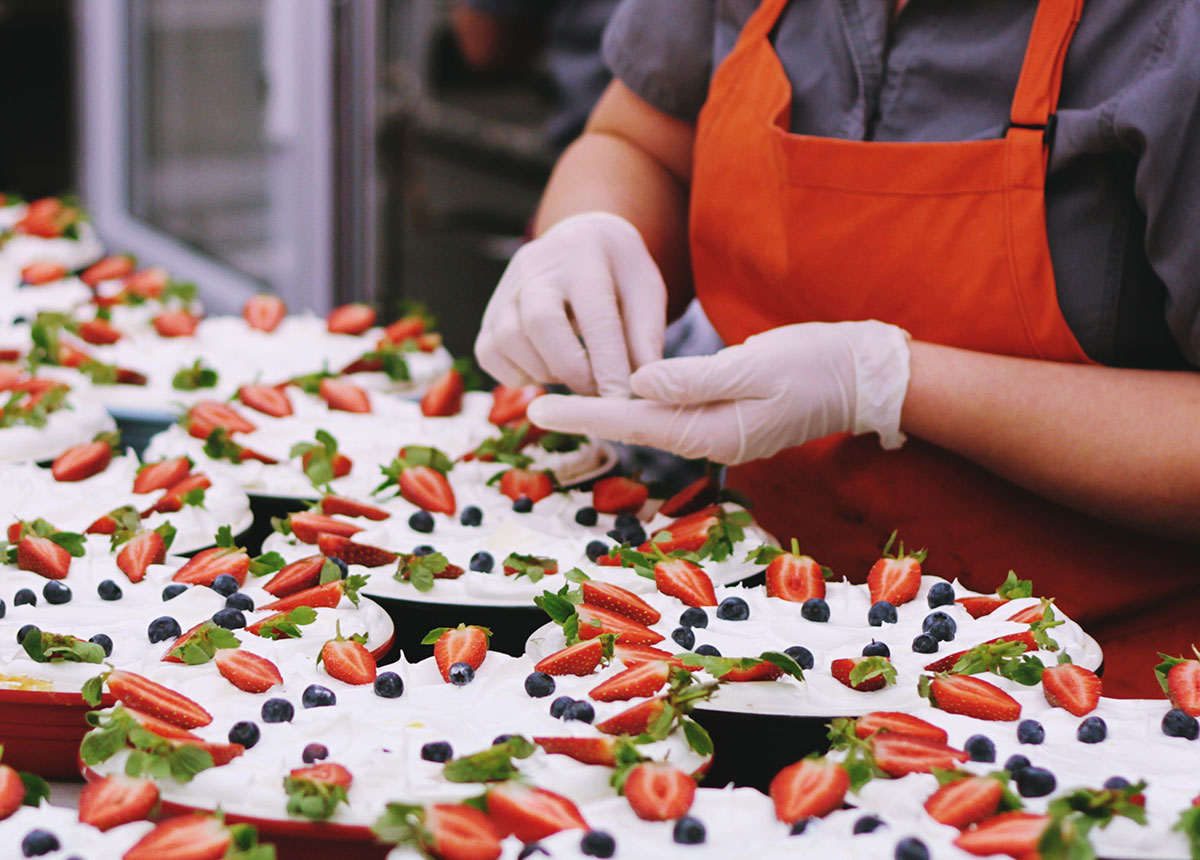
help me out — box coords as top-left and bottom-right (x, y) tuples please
(601, 0), (716, 121)
(1112, 0), (1200, 366)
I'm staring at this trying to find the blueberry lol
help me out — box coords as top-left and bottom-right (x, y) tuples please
(409, 545), (434, 557)
(326, 557), (349, 579)
(922, 611), (957, 642)
(1016, 766), (1057, 797)
(911, 634), (938, 654)
(607, 520), (645, 544)
(448, 662), (475, 685)
(673, 815), (706, 844)
(926, 582), (955, 608)
(262, 698), (294, 723)
(585, 540), (608, 562)
(21, 829), (60, 857)
(512, 496), (534, 513)
(212, 608), (246, 630)
(1004, 754), (1031, 776)
(614, 513), (640, 530)
(518, 845), (549, 859)
(229, 721), (260, 749)
(421, 741), (453, 762)
(574, 507), (598, 526)
(1162, 708), (1200, 740)
(525, 672), (556, 698)
(1103, 776), (1132, 791)
(680, 607), (708, 629)
(801, 598), (830, 622)
(42, 581), (71, 605)
(89, 634), (113, 657)
(14, 588), (36, 607)
(1017, 719), (1045, 745)
(895, 837), (930, 860)
(717, 596), (750, 621)
(671, 626), (696, 650)
(550, 695), (574, 718)
(853, 815), (885, 834)
(0, 599), (5, 618)
(97, 579), (123, 601)
(302, 742), (329, 763)
(210, 573), (240, 596)
(470, 551), (494, 573)
(16, 624), (38, 644)
(1077, 716), (1107, 744)
(862, 641), (890, 658)
(409, 511), (435, 533)
(695, 644), (722, 657)
(868, 601), (898, 626)
(493, 734), (514, 746)
(148, 616), (181, 643)
(374, 672), (404, 698)
(302, 684), (337, 708)
(964, 734), (996, 763)
(162, 583), (187, 601)
(460, 506), (483, 526)
(564, 700), (595, 723)
(789, 818), (812, 835)
(225, 592), (254, 611)
(580, 830), (615, 858)
(785, 645), (815, 669)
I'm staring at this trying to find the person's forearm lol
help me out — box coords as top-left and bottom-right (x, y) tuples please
(902, 342), (1200, 541)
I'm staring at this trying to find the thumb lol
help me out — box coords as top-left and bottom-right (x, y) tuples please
(527, 394), (679, 448)
(628, 344), (773, 405)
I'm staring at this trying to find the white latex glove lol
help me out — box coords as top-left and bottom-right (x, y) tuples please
(527, 321), (911, 465)
(475, 212), (668, 396)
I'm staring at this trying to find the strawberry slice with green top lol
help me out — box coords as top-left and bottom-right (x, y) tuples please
(184, 400), (256, 439)
(237, 383), (293, 418)
(20, 260), (68, 285)
(214, 649), (284, 693)
(87, 670), (213, 728)
(242, 293), (286, 332)
(589, 660), (671, 702)
(658, 474), (721, 518)
(77, 775), (159, 832)
(319, 376), (372, 413)
(920, 673), (1022, 721)
(427, 624), (491, 682)
(15, 533), (78, 579)
(954, 812), (1050, 858)
(769, 758), (850, 823)
(502, 552), (558, 580)
(172, 527), (250, 586)
(1041, 660), (1102, 716)
(0, 758), (30, 822)
(317, 533), (398, 568)
(853, 711), (947, 744)
(285, 763), (354, 822)
(593, 476), (649, 514)
(577, 604), (665, 646)
(533, 737), (619, 767)
(535, 638), (613, 677)
(320, 494), (390, 520)
(924, 773), (1013, 830)
(81, 254), (136, 286)
(19, 629), (106, 665)
(867, 530), (926, 607)
(396, 551), (465, 591)
(319, 621), (376, 685)
(87, 505), (140, 536)
(260, 575), (367, 612)
(749, 538), (832, 603)
(639, 506), (720, 555)
(163, 621), (240, 665)
(375, 802), (503, 860)
(291, 430), (352, 485)
(1155, 647), (1200, 717)
(327, 302), (376, 334)
(496, 467), (555, 504)
(283, 511), (363, 544)
(376, 446), (456, 514)
(580, 579), (661, 625)
(922, 631), (1040, 674)
(486, 782), (586, 843)
(623, 762), (696, 821)
(78, 317), (123, 345)
(957, 570), (1033, 618)
(133, 456), (192, 494)
(263, 555), (330, 597)
(870, 732), (968, 778)
(420, 367), (465, 417)
(50, 433), (118, 482)
(116, 524), (175, 583)
(488, 384), (545, 426)
(246, 606), (319, 640)
(831, 656), (897, 692)
(152, 472), (211, 514)
(653, 555), (717, 607)
(122, 815), (233, 860)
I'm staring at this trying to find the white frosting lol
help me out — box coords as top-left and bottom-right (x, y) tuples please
(0, 275), (93, 325)
(0, 202), (25, 232)
(0, 393), (116, 464)
(0, 221), (105, 272)
(0, 452), (253, 553)
(0, 802), (153, 859)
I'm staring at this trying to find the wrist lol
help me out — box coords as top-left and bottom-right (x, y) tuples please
(848, 320), (911, 449)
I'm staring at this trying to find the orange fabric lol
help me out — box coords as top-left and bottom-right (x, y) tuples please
(689, 0), (1198, 697)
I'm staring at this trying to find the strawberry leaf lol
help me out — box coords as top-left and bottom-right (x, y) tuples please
(19, 771), (51, 807)
(254, 606), (318, 640)
(849, 656), (897, 688)
(171, 359), (219, 391)
(21, 630), (105, 664)
(1173, 804), (1200, 860)
(284, 773), (350, 822)
(996, 570), (1035, 599)
(443, 736), (535, 783)
(249, 551), (286, 577)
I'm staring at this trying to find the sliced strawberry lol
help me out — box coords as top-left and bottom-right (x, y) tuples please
(81, 254), (136, 286)
(425, 803), (503, 860)
(486, 783), (587, 843)
(187, 739), (244, 767)
(768, 758), (849, 823)
(381, 315), (426, 344)
(320, 628), (377, 685)
(327, 303), (377, 335)
(133, 457), (192, 495)
(831, 657), (894, 692)
(593, 476), (649, 515)
(16, 197), (78, 238)
(321, 495), (390, 520)
(78, 318), (123, 345)
(263, 555), (326, 597)
(319, 376), (371, 413)
(870, 733), (968, 777)
(535, 639), (607, 677)
(186, 401), (256, 439)
(867, 539), (924, 607)
(433, 625), (490, 682)
(925, 776), (1004, 830)
(57, 343), (92, 368)
(957, 596), (1010, 618)
(954, 812), (1049, 858)
(580, 580), (660, 626)
(51, 440), (113, 482)
(153, 473), (212, 514)
(260, 580), (353, 612)
(172, 546), (250, 587)
(925, 674), (1022, 722)
(624, 762), (696, 822)
(421, 368), (464, 417)
(577, 604), (664, 646)
(1166, 658), (1200, 717)
(78, 775), (159, 831)
(658, 475), (721, 518)
(1007, 603), (1047, 624)
(160, 622), (206, 665)
(214, 649), (284, 693)
(1041, 663), (1101, 716)
(718, 661), (786, 682)
(399, 465), (457, 514)
(653, 557), (717, 607)
(288, 511), (364, 544)
(923, 632), (1037, 673)
(108, 671), (213, 728)
(0, 765), (24, 821)
(498, 468), (554, 504)
(153, 309), (199, 337)
(533, 736), (617, 766)
(237, 383), (293, 417)
(766, 546), (826, 603)
(488, 384), (545, 425)
(126, 707), (202, 741)
(124, 266), (168, 299)
(596, 698), (667, 736)
(17, 535), (72, 579)
(588, 660), (670, 702)
(854, 712), (948, 744)
(20, 261), (67, 285)
(639, 506), (721, 554)
(242, 294), (286, 332)
(117, 530), (167, 583)
(613, 644), (683, 668)
(123, 814), (232, 860)
(317, 534), (398, 568)
(117, 367), (148, 385)
(303, 448), (353, 478)
(5, 522), (22, 543)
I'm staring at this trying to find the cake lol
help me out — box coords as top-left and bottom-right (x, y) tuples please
(0, 370), (116, 464)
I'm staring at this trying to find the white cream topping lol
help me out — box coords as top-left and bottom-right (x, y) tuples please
(0, 222), (105, 272)
(0, 802), (153, 859)
(0, 393), (116, 465)
(0, 275), (93, 325)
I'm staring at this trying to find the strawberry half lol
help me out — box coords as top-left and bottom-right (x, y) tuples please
(613, 644), (683, 668)
(133, 457), (191, 495)
(78, 318), (123, 345)
(399, 465), (457, 514)
(954, 812), (1049, 858)
(831, 656), (895, 692)
(658, 475), (721, 518)
(0, 765), (24, 821)
(923, 632), (1037, 673)
(78, 775), (159, 831)
(924, 776), (1004, 830)
(957, 596), (1009, 618)
(123, 815), (232, 860)
(51, 440), (113, 482)
(593, 476), (649, 514)
(765, 540), (827, 603)
(534, 737), (617, 767)
(186, 401), (256, 439)
(153, 473), (212, 514)
(81, 255), (136, 286)
(854, 712), (948, 744)
(319, 625), (377, 685)
(867, 532), (925, 607)
(923, 674), (1022, 721)
(639, 505), (721, 554)
(260, 579), (358, 612)
(588, 660), (670, 702)
(424, 803), (503, 860)
(173, 545), (249, 587)
(288, 511), (364, 544)
(421, 368), (464, 417)
(317, 534), (398, 567)
(433, 625), (490, 682)
(1007, 603), (1047, 624)
(768, 758), (849, 823)
(319, 376), (371, 413)
(17, 535), (72, 579)
(498, 468), (554, 503)
(381, 315), (426, 344)
(117, 530), (167, 583)
(153, 309), (199, 338)
(327, 303), (377, 335)
(214, 649), (284, 693)
(107, 670), (213, 728)
(624, 762), (696, 821)
(242, 294), (286, 332)
(238, 383), (293, 418)
(595, 698), (667, 736)
(535, 639), (607, 676)
(1164, 655), (1200, 717)
(577, 604), (664, 646)
(488, 384), (544, 425)
(321, 495), (390, 520)
(870, 733), (968, 777)
(305, 448), (353, 479)
(20, 261), (67, 285)
(654, 558), (717, 607)
(486, 783), (587, 843)
(263, 555), (327, 597)
(580, 580), (660, 625)
(123, 266), (168, 299)
(1041, 663), (1101, 716)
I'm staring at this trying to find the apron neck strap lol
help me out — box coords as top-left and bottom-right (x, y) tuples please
(1009, 0), (1086, 129)
(742, 0), (791, 43)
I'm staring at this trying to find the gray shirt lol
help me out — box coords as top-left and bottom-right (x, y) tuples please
(602, 0), (1200, 369)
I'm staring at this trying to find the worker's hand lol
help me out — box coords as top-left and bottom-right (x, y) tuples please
(526, 321), (911, 465)
(475, 212), (667, 397)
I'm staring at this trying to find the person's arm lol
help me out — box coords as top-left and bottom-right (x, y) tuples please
(902, 343), (1200, 541)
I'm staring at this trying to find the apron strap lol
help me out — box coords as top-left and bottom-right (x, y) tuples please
(1009, 0), (1086, 130)
(741, 0), (792, 43)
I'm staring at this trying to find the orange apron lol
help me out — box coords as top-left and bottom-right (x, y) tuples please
(690, 0), (1198, 697)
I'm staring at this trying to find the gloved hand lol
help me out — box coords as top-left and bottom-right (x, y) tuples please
(475, 212), (667, 397)
(527, 321), (912, 465)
